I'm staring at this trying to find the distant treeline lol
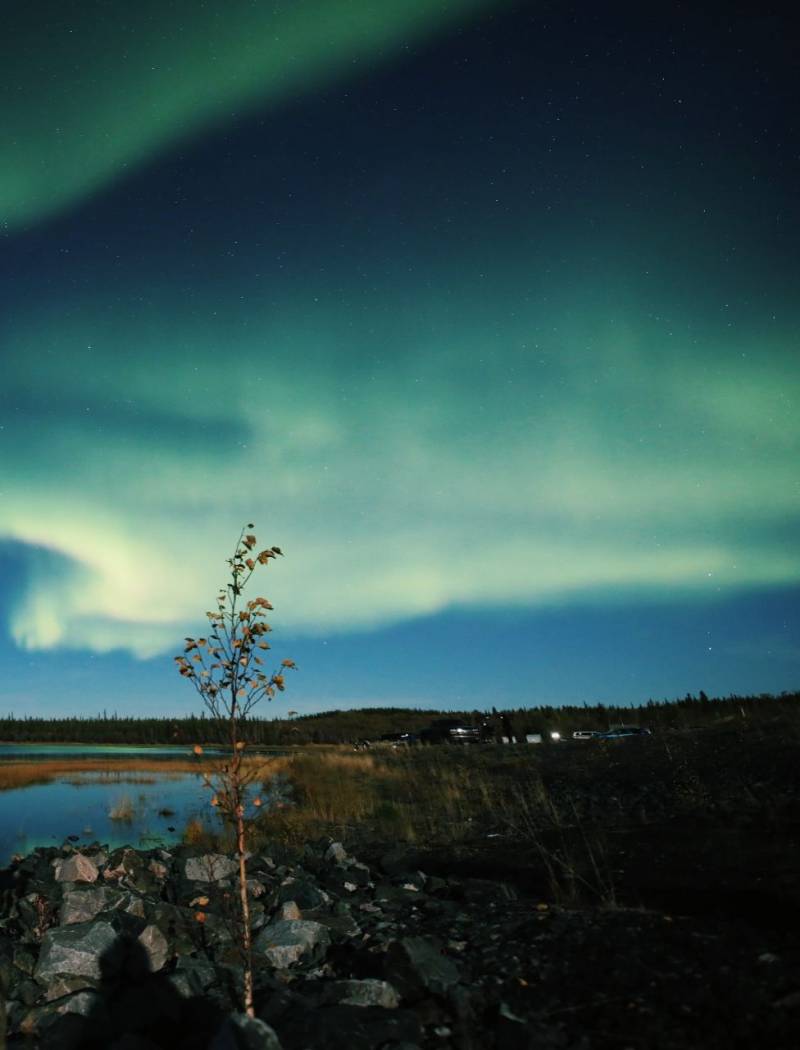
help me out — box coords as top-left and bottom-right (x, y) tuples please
(0, 691), (797, 745)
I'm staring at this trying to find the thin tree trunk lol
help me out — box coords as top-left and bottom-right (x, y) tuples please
(236, 808), (255, 1018)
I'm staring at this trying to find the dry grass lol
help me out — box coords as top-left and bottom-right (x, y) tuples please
(0, 755), (271, 792)
(247, 745), (618, 905)
(250, 750), (404, 845)
(249, 747), (521, 848)
(108, 795), (136, 822)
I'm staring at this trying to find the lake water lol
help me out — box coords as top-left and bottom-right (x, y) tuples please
(0, 745), (288, 865)
(0, 744), (225, 760)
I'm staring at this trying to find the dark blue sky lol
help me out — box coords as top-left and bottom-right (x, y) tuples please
(0, 1), (798, 715)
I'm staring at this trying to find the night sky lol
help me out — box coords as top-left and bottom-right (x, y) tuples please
(1, 1), (798, 717)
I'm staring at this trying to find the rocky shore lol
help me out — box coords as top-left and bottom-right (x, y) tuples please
(0, 837), (798, 1049)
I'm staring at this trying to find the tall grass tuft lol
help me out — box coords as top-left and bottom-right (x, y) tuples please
(108, 795), (135, 822)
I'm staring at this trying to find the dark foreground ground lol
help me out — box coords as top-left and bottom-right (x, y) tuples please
(0, 715), (798, 1049)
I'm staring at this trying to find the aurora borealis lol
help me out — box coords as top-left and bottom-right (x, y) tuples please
(1, 1), (798, 715)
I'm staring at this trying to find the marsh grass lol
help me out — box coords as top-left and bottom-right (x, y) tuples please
(251, 752), (403, 843)
(243, 745), (620, 905)
(63, 774), (162, 787)
(108, 795), (136, 822)
(0, 755), (270, 791)
(248, 746), (539, 847)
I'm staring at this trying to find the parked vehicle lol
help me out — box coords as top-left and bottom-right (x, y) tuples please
(572, 730), (601, 740)
(418, 719), (489, 744)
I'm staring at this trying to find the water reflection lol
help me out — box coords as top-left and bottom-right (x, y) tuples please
(0, 745), (291, 864)
(0, 771), (214, 862)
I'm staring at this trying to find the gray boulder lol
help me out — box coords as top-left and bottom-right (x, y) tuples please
(104, 847), (142, 880)
(274, 900), (301, 921)
(137, 924), (170, 972)
(184, 853), (239, 882)
(17, 989), (107, 1050)
(274, 877), (329, 910)
(34, 920), (120, 983)
(253, 919), (330, 968)
(167, 955), (218, 999)
(59, 885), (127, 925)
(43, 975), (98, 1003)
(384, 935), (460, 999)
(324, 842), (349, 865)
(326, 978), (400, 1008)
(54, 854), (99, 884)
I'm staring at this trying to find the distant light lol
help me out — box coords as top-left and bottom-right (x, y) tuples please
(550, 731), (561, 740)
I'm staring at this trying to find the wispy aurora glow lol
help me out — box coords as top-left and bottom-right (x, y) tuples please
(0, 0), (499, 228)
(2, 275), (798, 656)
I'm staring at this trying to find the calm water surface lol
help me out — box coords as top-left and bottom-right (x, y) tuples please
(0, 773), (213, 862)
(0, 744), (224, 760)
(0, 745), (285, 864)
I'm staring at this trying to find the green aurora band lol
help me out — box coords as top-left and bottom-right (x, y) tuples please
(2, 262), (799, 656)
(1, 0), (500, 228)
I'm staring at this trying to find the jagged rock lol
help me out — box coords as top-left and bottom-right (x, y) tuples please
(19, 989), (107, 1050)
(274, 900), (301, 921)
(147, 859), (169, 880)
(253, 919), (330, 968)
(104, 848), (145, 881)
(321, 867), (370, 896)
(374, 882), (421, 904)
(42, 975), (98, 1005)
(304, 909), (362, 938)
(59, 885), (127, 925)
(54, 854), (99, 884)
(211, 1012), (284, 1049)
(275, 876), (330, 910)
(85, 848), (108, 868)
(13, 944), (37, 976)
(247, 877), (267, 898)
(16, 891), (60, 936)
(185, 853), (239, 882)
(249, 899), (268, 931)
(384, 935), (460, 999)
(326, 978), (400, 1008)
(324, 842), (349, 865)
(137, 924), (170, 972)
(147, 901), (199, 956)
(14, 976), (40, 1005)
(34, 919), (121, 982)
(167, 955), (219, 998)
